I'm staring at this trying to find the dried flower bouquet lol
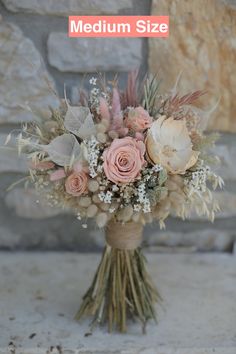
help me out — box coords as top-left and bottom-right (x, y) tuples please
(13, 71), (223, 333)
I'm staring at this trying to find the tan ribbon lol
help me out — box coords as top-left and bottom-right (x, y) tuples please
(105, 220), (143, 250)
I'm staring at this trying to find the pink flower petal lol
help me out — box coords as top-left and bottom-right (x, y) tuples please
(103, 136), (145, 184)
(73, 162), (89, 174)
(50, 169), (66, 181)
(135, 132), (144, 141)
(30, 161), (55, 170)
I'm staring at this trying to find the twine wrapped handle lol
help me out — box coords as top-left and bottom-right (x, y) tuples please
(76, 219), (159, 333)
(106, 220), (143, 250)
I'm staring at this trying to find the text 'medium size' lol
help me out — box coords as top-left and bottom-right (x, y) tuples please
(69, 16), (169, 37)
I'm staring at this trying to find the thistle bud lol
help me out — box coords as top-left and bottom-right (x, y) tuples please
(78, 196), (92, 207)
(86, 204), (98, 218)
(117, 205), (133, 222)
(132, 212), (141, 222)
(88, 180), (99, 192)
(99, 202), (110, 211)
(96, 212), (108, 228)
(108, 130), (119, 140)
(92, 194), (101, 204)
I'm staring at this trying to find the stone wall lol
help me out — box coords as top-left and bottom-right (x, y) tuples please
(0, 0), (235, 252)
(149, 0), (236, 133)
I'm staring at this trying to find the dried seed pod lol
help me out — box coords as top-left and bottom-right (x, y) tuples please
(117, 205), (133, 222)
(86, 204), (98, 218)
(99, 202), (110, 211)
(97, 132), (107, 143)
(101, 119), (110, 129)
(78, 196), (92, 207)
(96, 212), (108, 228)
(132, 212), (141, 222)
(108, 130), (119, 140)
(110, 202), (119, 211)
(88, 180), (99, 192)
(92, 194), (101, 204)
(96, 123), (107, 133)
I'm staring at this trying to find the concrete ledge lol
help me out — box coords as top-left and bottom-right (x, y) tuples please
(0, 252), (235, 353)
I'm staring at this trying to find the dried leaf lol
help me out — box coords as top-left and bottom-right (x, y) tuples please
(4, 133), (12, 145)
(142, 74), (161, 116)
(64, 105), (96, 139)
(158, 169), (167, 186)
(167, 91), (206, 117)
(43, 134), (81, 166)
(78, 112), (96, 139)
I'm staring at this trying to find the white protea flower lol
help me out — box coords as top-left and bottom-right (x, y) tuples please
(146, 116), (199, 174)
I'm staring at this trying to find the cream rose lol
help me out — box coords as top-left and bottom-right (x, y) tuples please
(103, 137), (145, 184)
(125, 107), (153, 132)
(65, 171), (88, 196)
(146, 116), (199, 174)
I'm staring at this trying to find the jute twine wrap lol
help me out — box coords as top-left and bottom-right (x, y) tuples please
(105, 220), (143, 250)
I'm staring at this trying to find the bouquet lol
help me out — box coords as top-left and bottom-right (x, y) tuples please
(14, 71), (223, 333)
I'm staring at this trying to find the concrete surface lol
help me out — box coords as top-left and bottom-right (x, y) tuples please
(0, 252), (235, 354)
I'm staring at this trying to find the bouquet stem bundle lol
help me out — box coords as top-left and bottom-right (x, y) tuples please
(75, 221), (160, 333)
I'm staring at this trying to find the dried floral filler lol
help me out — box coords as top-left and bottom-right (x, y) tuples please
(14, 72), (223, 333)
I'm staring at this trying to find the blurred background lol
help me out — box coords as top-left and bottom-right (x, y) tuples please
(0, 0), (235, 253)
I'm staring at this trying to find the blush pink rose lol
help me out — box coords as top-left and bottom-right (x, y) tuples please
(103, 137), (146, 184)
(65, 171), (88, 196)
(125, 107), (153, 132)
